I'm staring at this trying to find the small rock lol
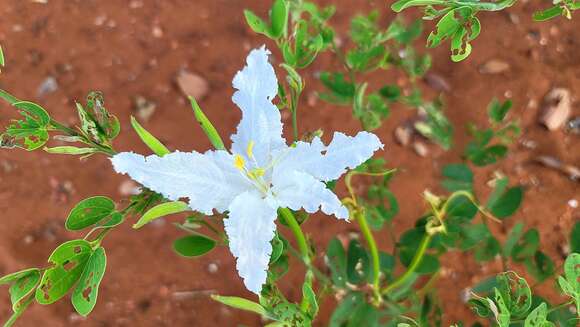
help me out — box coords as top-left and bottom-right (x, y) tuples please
(129, 0), (143, 9)
(413, 141), (429, 157)
(133, 95), (156, 122)
(68, 313), (86, 323)
(37, 76), (58, 97)
(539, 88), (571, 130)
(118, 179), (140, 196)
(23, 234), (35, 245)
(394, 125), (413, 146)
(152, 25), (163, 38)
(568, 199), (578, 208)
(176, 71), (209, 100)
(207, 262), (218, 274)
(423, 73), (451, 93)
(307, 92), (318, 107)
(566, 117), (580, 134)
(478, 59), (510, 74)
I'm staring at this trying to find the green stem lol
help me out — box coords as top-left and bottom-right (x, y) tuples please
(291, 99), (299, 142)
(382, 234), (432, 295)
(355, 210), (381, 303)
(278, 208), (310, 264)
(4, 296), (34, 327)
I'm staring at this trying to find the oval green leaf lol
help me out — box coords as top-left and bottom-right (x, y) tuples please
(173, 235), (216, 257)
(133, 201), (189, 229)
(36, 240), (93, 304)
(66, 196), (115, 231)
(130, 116), (170, 156)
(72, 247), (107, 316)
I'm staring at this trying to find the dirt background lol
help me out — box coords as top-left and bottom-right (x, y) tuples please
(0, 0), (578, 326)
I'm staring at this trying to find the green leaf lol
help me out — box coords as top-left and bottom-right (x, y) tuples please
(329, 291), (365, 327)
(8, 270), (40, 312)
(133, 201), (189, 229)
(558, 253), (579, 313)
(211, 295), (267, 316)
(130, 116), (170, 156)
(0, 268), (39, 286)
(441, 163), (473, 192)
(72, 247), (107, 316)
(488, 98), (513, 124)
(189, 96), (225, 151)
(0, 45), (4, 67)
(346, 239), (370, 285)
(512, 229), (540, 262)
(36, 240), (93, 304)
(503, 222), (524, 258)
(469, 144), (508, 166)
(524, 303), (553, 327)
(66, 196), (115, 231)
(487, 185), (523, 219)
(392, 0), (447, 12)
(496, 271), (532, 318)
(244, 10), (270, 36)
(44, 146), (98, 156)
(533, 6), (564, 21)
(326, 238), (348, 287)
(301, 273), (318, 319)
(525, 251), (555, 282)
(13, 101), (50, 126)
(173, 235), (216, 257)
(318, 72), (355, 105)
(269, 0), (289, 38)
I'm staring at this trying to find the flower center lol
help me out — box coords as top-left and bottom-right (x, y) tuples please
(233, 140), (270, 194)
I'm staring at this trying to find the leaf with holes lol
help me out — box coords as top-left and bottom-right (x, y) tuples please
(72, 247), (106, 316)
(496, 271), (532, 318)
(557, 253), (579, 313)
(524, 302), (553, 327)
(2, 101), (51, 151)
(7, 269), (40, 312)
(36, 240), (93, 304)
(66, 196), (116, 231)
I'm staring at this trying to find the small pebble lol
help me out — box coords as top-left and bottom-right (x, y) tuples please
(568, 199), (578, 208)
(207, 262), (218, 274)
(176, 71), (209, 100)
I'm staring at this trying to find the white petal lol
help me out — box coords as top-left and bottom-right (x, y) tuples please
(272, 170), (349, 220)
(225, 191), (278, 294)
(111, 150), (251, 215)
(230, 46), (285, 166)
(274, 131), (383, 182)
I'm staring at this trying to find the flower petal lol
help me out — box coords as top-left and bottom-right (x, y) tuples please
(225, 191), (278, 294)
(272, 170), (349, 220)
(230, 46), (285, 166)
(274, 131), (383, 182)
(111, 150), (251, 215)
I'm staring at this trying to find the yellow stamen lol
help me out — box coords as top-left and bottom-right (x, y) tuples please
(234, 154), (245, 171)
(248, 168), (265, 180)
(246, 140), (255, 158)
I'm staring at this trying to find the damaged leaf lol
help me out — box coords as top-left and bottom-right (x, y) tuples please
(72, 247), (107, 316)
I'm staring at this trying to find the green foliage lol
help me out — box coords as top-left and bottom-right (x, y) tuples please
(441, 163), (473, 192)
(557, 253), (579, 313)
(212, 295), (268, 316)
(36, 240), (93, 304)
(465, 98), (520, 166)
(189, 96), (226, 151)
(486, 177), (523, 219)
(66, 196), (116, 231)
(130, 116), (170, 156)
(72, 247), (107, 316)
(533, 1), (580, 21)
(414, 100), (453, 150)
(1, 101), (50, 151)
(391, 0), (517, 61)
(133, 201), (189, 229)
(244, 0), (289, 39)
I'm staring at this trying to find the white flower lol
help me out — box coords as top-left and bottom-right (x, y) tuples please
(111, 46), (383, 294)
